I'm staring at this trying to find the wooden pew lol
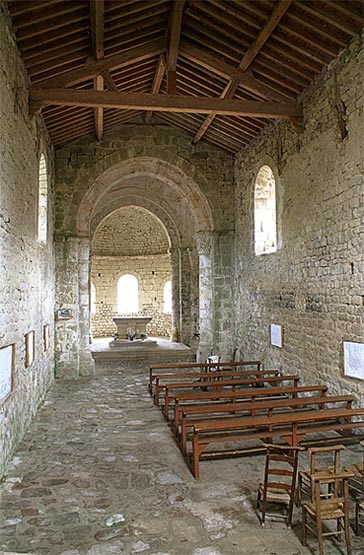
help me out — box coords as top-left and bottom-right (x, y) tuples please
(149, 360), (262, 394)
(153, 369), (280, 406)
(172, 384), (328, 432)
(162, 374), (301, 418)
(178, 394), (355, 454)
(189, 407), (364, 479)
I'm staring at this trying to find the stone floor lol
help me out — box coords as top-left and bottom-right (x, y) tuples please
(0, 362), (363, 555)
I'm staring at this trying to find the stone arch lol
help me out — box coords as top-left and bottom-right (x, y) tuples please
(76, 157), (214, 238)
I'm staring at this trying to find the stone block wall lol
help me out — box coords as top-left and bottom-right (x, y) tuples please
(0, 6), (55, 477)
(233, 34), (364, 401)
(90, 255), (172, 338)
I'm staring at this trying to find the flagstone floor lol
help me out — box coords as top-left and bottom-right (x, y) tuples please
(0, 362), (363, 555)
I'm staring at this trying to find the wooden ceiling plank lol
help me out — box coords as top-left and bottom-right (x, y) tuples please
(285, 10), (348, 47)
(297, 1), (359, 36)
(146, 54), (166, 122)
(26, 43), (89, 70)
(35, 39), (166, 88)
(239, 0), (292, 71)
(24, 37), (89, 63)
(13, 3), (84, 30)
(30, 88), (302, 118)
(180, 42), (289, 103)
(193, 0), (292, 144)
(9, 1), (57, 18)
(15, 8), (90, 41)
(17, 21), (90, 50)
(328, 1), (364, 24)
(28, 52), (89, 79)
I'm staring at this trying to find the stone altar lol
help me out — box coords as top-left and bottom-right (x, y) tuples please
(109, 316), (157, 349)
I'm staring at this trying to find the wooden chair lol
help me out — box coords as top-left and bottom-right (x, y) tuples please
(301, 471), (354, 555)
(344, 439), (364, 499)
(257, 443), (303, 528)
(298, 445), (346, 504)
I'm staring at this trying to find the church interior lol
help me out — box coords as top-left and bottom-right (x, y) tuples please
(0, 1), (363, 554)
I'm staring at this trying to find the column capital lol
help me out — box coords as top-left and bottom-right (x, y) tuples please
(193, 231), (215, 257)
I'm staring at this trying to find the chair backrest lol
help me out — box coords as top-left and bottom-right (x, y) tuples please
(311, 471), (354, 514)
(309, 445), (345, 474)
(262, 444), (302, 500)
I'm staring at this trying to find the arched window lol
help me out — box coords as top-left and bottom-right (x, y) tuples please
(90, 282), (96, 315)
(38, 154), (48, 243)
(117, 274), (139, 314)
(163, 280), (172, 313)
(254, 165), (277, 256)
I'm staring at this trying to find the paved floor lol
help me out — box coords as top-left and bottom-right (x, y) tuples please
(0, 362), (363, 555)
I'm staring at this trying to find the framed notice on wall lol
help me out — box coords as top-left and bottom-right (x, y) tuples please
(25, 331), (35, 368)
(270, 324), (283, 348)
(0, 344), (15, 404)
(343, 341), (364, 380)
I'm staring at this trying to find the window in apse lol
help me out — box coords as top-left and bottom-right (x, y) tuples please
(163, 280), (172, 313)
(117, 274), (139, 314)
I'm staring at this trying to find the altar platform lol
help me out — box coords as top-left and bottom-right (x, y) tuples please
(90, 336), (195, 366)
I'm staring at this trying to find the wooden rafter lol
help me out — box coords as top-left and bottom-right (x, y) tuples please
(146, 54), (166, 122)
(90, 0), (104, 141)
(180, 43), (289, 103)
(36, 40), (166, 89)
(30, 88), (302, 119)
(166, 0), (185, 94)
(193, 0), (292, 143)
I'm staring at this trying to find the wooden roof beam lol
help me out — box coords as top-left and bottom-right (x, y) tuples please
(90, 0), (104, 140)
(193, 0), (292, 143)
(29, 88), (303, 119)
(166, 0), (186, 94)
(146, 54), (166, 122)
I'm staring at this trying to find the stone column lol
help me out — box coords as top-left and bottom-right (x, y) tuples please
(55, 237), (95, 378)
(194, 231), (215, 362)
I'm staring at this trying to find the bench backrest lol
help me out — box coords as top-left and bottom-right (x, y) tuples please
(164, 374), (300, 392)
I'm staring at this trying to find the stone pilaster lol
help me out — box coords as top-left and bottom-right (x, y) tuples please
(194, 231), (215, 362)
(55, 237), (95, 378)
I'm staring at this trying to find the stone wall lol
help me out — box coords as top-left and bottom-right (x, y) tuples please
(233, 34), (364, 401)
(0, 5), (55, 477)
(91, 254), (172, 338)
(54, 126), (235, 371)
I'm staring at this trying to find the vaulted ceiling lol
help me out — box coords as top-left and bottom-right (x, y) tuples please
(5, 0), (364, 154)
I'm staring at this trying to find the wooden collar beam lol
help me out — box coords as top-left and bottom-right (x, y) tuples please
(30, 88), (302, 119)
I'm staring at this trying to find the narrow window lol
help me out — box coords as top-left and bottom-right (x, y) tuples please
(163, 280), (172, 313)
(90, 282), (96, 315)
(38, 154), (48, 242)
(254, 165), (277, 255)
(117, 274), (139, 314)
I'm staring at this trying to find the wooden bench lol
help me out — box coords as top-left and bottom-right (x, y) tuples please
(153, 369), (280, 406)
(149, 360), (262, 393)
(162, 374), (301, 417)
(189, 407), (364, 479)
(172, 384), (329, 433)
(178, 394), (355, 454)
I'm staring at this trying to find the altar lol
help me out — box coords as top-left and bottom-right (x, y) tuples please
(109, 316), (157, 349)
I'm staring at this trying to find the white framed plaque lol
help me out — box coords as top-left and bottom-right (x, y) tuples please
(43, 324), (50, 351)
(343, 341), (364, 380)
(270, 324), (283, 348)
(0, 344), (15, 404)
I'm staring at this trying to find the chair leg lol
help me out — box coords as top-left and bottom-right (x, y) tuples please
(302, 506), (307, 546)
(344, 509), (352, 555)
(316, 514), (324, 555)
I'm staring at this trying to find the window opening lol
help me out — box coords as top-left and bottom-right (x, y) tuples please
(163, 280), (172, 313)
(38, 154), (48, 242)
(117, 274), (139, 314)
(254, 165), (277, 255)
